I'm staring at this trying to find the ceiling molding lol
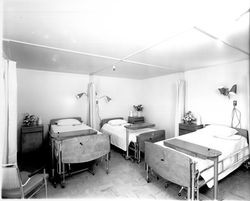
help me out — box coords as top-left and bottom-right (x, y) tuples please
(3, 38), (122, 62)
(91, 28), (192, 75)
(193, 26), (250, 56)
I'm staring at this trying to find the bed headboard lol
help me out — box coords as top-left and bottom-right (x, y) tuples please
(50, 117), (82, 125)
(100, 117), (123, 128)
(235, 128), (249, 144)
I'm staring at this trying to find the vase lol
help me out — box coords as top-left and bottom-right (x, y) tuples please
(137, 111), (142, 117)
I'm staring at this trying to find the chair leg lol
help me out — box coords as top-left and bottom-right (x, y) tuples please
(106, 153), (109, 174)
(43, 169), (48, 198)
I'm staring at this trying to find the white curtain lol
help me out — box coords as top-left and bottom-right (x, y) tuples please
(174, 80), (186, 137)
(87, 82), (97, 129)
(1, 59), (17, 164)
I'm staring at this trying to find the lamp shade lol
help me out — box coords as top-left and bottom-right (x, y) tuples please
(229, 84), (237, 94)
(218, 87), (228, 96)
(76, 92), (87, 99)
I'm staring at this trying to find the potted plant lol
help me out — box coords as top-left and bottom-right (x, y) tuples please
(182, 111), (196, 124)
(23, 113), (38, 126)
(133, 104), (143, 117)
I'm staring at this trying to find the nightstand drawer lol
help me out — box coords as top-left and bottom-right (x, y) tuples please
(179, 123), (203, 136)
(21, 126), (43, 133)
(128, 116), (144, 124)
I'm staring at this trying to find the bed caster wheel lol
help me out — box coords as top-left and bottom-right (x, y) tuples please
(53, 182), (57, 188)
(146, 179), (150, 183)
(60, 183), (65, 188)
(156, 176), (159, 180)
(178, 193), (181, 197)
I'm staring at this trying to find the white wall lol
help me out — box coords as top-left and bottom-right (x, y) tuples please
(93, 75), (141, 126)
(17, 69), (90, 133)
(185, 60), (249, 129)
(17, 60), (249, 145)
(139, 73), (184, 138)
(17, 68), (141, 140)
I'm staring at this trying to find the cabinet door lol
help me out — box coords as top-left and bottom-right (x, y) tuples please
(22, 132), (43, 153)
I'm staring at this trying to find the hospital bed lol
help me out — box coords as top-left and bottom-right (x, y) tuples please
(49, 117), (110, 187)
(100, 117), (165, 162)
(145, 125), (249, 200)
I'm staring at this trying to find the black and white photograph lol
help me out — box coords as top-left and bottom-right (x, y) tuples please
(1, 0), (250, 200)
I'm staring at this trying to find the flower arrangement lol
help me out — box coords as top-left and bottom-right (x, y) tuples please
(133, 104), (143, 111)
(23, 113), (38, 126)
(183, 111), (196, 124)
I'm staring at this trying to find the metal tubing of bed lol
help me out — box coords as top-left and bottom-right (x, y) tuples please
(213, 157), (219, 200)
(146, 164), (149, 182)
(199, 154), (250, 187)
(137, 143), (141, 163)
(199, 147), (249, 175)
(106, 153), (109, 174)
(126, 129), (129, 159)
(191, 162), (196, 201)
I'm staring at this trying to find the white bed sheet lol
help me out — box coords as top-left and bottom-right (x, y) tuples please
(156, 130), (249, 188)
(101, 123), (155, 151)
(50, 123), (93, 133)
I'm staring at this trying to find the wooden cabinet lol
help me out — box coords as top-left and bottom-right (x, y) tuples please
(128, 116), (145, 124)
(20, 125), (44, 168)
(179, 123), (203, 136)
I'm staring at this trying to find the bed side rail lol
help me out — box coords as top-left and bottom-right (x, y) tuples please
(145, 141), (192, 187)
(61, 134), (110, 163)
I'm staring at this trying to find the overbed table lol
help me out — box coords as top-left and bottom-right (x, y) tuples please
(124, 123), (155, 160)
(164, 138), (222, 200)
(50, 129), (98, 187)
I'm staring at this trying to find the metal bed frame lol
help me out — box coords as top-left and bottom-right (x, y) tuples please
(145, 127), (249, 200)
(100, 117), (165, 163)
(49, 117), (110, 188)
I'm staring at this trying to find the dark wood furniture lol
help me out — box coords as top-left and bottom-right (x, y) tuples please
(20, 125), (45, 169)
(179, 123), (203, 136)
(128, 116), (145, 124)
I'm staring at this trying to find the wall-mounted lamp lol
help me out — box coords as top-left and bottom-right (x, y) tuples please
(76, 92), (88, 99)
(96, 95), (112, 104)
(218, 84), (237, 98)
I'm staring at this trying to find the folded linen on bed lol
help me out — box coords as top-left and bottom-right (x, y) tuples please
(51, 123), (91, 133)
(157, 130), (249, 188)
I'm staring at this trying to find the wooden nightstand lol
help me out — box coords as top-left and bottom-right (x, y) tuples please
(128, 116), (145, 124)
(20, 125), (45, 169)
(179, 123), (203, 136)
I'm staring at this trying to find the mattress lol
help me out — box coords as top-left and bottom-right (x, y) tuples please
(101, 123), (155, 151)
(156, 129), (249, 188)
(50, 123), (101, 139)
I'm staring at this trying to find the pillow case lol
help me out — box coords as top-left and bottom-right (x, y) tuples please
(108, 119), (127, 126)
(202, 125), (238, 137)
(55, 118), (82, 126)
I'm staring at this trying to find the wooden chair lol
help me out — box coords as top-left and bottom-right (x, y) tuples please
(1, 164), (48, 198)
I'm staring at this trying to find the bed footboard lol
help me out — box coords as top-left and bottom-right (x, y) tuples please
(61, 133), (110, 163)
(137, 130), (165, 153)
(145, 142), (194, 193)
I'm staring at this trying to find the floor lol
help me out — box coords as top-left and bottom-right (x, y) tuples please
(35, 149), (250, 200)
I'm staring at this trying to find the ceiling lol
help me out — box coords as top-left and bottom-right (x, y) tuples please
(3, 0), (250, 79)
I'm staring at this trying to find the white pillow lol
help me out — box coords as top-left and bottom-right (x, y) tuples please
(55, 118), (82, 126)
(108, 119), (127, 126)
(202, 125), (238, 137)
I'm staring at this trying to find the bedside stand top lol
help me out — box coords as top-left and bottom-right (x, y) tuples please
(179, 123), (203, 131)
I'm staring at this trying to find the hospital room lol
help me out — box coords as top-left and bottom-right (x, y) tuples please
(1, 0), (250, 200)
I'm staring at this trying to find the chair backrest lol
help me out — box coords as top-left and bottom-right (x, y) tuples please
(2, 164), (22, 190)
